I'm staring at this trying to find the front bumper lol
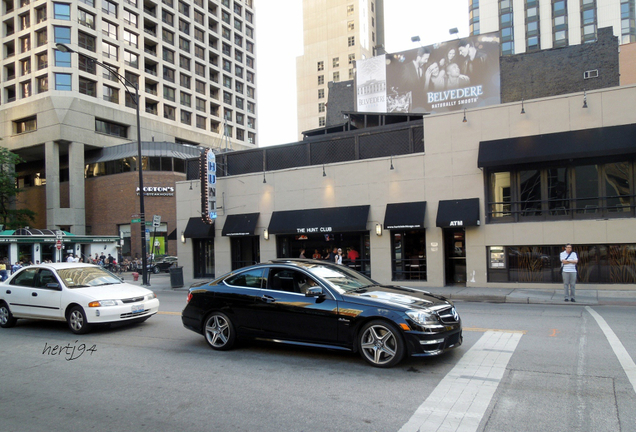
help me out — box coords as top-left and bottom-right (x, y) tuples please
(404, 326), (463, 357)
(86, 298), (160, 324)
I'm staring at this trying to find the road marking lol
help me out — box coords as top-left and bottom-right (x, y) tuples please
(549, 329), (558, 337)
(158, 311), (181, 316)
(586, 307), (636, 395)
(464, 326), (527, 334)
(399, 330), (522, 432)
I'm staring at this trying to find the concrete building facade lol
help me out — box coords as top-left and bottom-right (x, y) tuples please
(1, 0), (258, 244)
(469, 0), (635, 55)
(177, 84), (636, 290)
(296, 0), (384, 137)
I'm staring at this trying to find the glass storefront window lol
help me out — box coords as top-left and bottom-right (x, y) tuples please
(390, 230), (426, 281)
(575, 165), (600, 213)
(519, 169), (541, 216)
(604, 162), (631, 212)
(489, 171), (511, 218)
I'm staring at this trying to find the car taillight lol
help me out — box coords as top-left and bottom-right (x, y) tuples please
(186, 292), (193, 303)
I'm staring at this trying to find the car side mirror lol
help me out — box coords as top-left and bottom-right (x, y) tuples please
(305, 286), (324, 297)
(46, 282), (62, 291)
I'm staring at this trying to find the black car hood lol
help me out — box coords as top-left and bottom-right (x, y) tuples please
(342, 285), (451, 310)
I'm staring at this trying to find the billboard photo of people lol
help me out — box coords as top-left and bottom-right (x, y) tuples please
(356, 32), (500, 114)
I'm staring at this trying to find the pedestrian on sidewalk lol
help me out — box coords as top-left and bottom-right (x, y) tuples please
(561, 243), (578, 302)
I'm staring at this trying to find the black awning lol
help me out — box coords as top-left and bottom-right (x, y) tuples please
(478, 124), (636, 168)
(222, 213), (260, 237)
(268, 205), (370, 235)
(384, 202), (427, 229)
(167, 229), (177, 240)
(436, 198), (480, 228)
(183, 217), (215, 238)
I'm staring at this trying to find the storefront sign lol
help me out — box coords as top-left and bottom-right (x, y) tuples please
(449, 220), (464, 226)
(136, 186), (175, 196)
(201, 148), (217, 224)
(296, 227), (333, 233)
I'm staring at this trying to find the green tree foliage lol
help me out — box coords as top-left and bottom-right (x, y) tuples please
(0, 147), (36, 229)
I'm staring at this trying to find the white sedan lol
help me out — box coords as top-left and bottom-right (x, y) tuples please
(0, 263), (160, 334)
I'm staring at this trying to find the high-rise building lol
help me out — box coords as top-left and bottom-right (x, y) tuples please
(469, 0), (635, 55)
(0, 0), (258, 234)
(296, 0), (384, 137)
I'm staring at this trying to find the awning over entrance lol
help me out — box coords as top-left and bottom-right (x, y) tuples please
(436, 199), (480, 228)
(477, 124), (636, 168)
(222, 213), (260, 237)
(183, 217), (215, 238)
(383, 201), (427, 230)
(268, 205), (370, 235)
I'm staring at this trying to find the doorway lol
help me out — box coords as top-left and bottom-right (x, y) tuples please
(443, 228), (466, 286)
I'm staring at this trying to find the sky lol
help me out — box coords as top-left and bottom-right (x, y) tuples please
(253, 0), (470, 147)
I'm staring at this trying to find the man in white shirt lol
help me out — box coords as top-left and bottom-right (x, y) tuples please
(560, 243), (578, 302)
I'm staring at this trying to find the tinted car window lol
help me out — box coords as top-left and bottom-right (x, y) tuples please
(36, 269), (58, 288)
(224, 269), (265, 288)
(11, 268), (38, 287)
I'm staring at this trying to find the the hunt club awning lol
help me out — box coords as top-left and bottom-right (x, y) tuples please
(268, 205), (370, 235)
(222, 213), (260, 237)
(477, 124), (636, 168)
(183, 217), (215, 238)
(383, 202), (427, 229)
(436, 198), (480, 228)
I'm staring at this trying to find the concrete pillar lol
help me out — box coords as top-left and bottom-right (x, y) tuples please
(45, 141), (60, 230)
(68, 142), (86, 235)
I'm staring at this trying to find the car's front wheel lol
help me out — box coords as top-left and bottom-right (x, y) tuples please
(67, 306), (92, 334)
(358, 320), (405, 368)
(152, 266), (160, 274)
(0, 302), (17, 328)
(204, 312), (235, 350)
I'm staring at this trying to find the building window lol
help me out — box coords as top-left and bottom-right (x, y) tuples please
(179, 54), (191, 70)
(525, 1), (540, 51)
(179, 18), (190, 34)
(53, 2), (71, 20)
(348, 36), (355, 46)
(124, 30), (138, 48)
(123, 10), (137, 27)
(36, 52), (48, 70)
(36, 29), (47, 47)
(223, 75), (232, 89)
(163, 66), (175, 82)
(318, 75), (324, 85)
(180, 110), (191, 124)
(318, 102), (325, 113)
(102, 41), (118, 60)
(347, 21), (354, 31)
(20, 80), (31, 98)
(54, 26), (71, 44)
(164, 105), (176, 120)
(55, 50), (71, 67)
(180, 91), (191, 107)
(76, 32), (95, 52)
(196, 115), (206, 129)
(78, 10), (96, 29)
(162, 10), (174, 26)
(317, 61), (324, 71)
(78, 54), (97, 73)
(391, 231), (427, 281)
(333, 71), (340, 82)
(55, 73), (72, 91)
(318, 89), (324, 99)
(36, 5), (47, 23)
(103, 85), (119, 103)
(20, 58), (31, 76)
(348, 53), (355, 64)
(37, 75), (48, 92)
(581, 0), (597, 43)
(163, 47), (175, 63)
(102, 0), (117, 17)
(79, 77), (97, 96)
(347, 4), (354, 15)
(164, 86), (175, 101)
(319, 116), (326, 127)
(333, 57), (339, 68)
(14, 116), (37, 134)
(95, 119), (127, 137)
(180, 73), (191, 88)
(102, 20), (118, 39)
(163, 29), (175, 45)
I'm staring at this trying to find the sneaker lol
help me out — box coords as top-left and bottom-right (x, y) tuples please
(571, 298), (576, 302)
(564, 298), (569, 302)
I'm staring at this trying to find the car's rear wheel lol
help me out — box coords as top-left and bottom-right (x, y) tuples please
(359, 320), (405, 368)
(152, 266), (160, 274)
(67, 306), (92, 334)
(204, 312), (235, 350)
(0, 302), (17, 328)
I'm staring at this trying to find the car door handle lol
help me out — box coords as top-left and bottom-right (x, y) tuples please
(32, 292), (38, 297)
(5, 290), (11, 294)
(261, 295), (276, 303)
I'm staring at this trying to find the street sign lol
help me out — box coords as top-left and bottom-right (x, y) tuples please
(131, 218), (141, 223)
(152, 215), (161, 228)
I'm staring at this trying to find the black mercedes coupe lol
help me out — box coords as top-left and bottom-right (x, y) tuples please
(182, 259), (462, 368)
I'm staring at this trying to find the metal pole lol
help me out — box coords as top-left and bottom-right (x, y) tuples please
(136, 86), (149, 286)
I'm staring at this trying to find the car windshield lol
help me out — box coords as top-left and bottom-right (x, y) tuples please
(306, 265), (378, 294)
(56, 267), (122, 288)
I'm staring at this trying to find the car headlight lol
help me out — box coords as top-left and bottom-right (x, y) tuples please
(406, 310), (439, 326)
(145, 293), (157, 301)
(88, 300), (118, 307)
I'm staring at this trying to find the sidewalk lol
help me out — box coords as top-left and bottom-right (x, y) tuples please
(123, 272), (636, 306)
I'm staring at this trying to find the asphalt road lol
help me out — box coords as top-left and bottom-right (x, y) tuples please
(1, 293), (634, 432)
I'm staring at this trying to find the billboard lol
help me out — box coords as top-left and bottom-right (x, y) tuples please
(356, 33), (500, 114)
(200, 148), (217, 225)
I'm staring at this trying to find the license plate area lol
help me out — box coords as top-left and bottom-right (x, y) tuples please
(131, 304), (144, 314)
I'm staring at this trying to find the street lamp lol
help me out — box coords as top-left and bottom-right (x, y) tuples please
(55, 43), (149, 285)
